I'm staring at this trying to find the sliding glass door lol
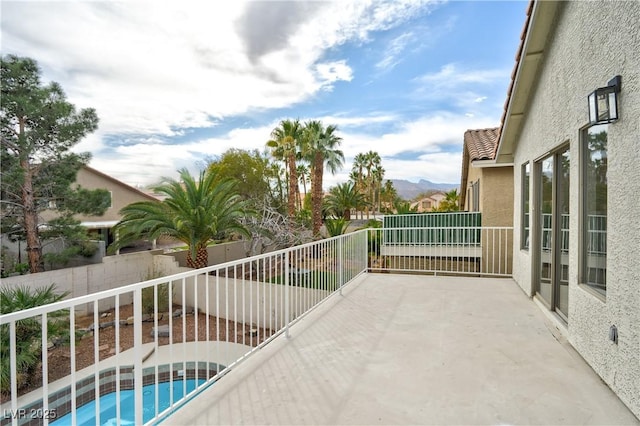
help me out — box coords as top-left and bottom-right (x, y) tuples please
(536, 146), (570, 321)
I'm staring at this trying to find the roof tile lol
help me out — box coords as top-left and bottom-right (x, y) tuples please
(464, 127), (500, 161)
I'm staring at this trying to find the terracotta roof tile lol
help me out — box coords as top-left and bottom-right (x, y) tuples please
(464, 127), (500, 161)
(495, 0), (535, 158)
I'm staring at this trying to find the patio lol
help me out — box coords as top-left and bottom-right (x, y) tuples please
(164, 274), (638, 425)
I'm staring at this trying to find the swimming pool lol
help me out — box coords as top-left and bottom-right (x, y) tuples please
(53, 379), (206, 425)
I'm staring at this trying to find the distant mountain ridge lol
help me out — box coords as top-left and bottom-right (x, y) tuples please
(390, 179), (458, 200)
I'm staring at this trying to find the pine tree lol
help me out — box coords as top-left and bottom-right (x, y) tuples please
(1, 55), (107, 272)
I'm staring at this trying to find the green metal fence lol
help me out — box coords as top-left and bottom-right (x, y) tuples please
(382, 212), (482, 246)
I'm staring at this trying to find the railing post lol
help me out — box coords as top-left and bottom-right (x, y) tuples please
(133, 287), (143, 425)
(284, 252), (290, 338)
(338, 237), (344, 295)
(41, 312), (49, 426)
(9, 321), (17, 426)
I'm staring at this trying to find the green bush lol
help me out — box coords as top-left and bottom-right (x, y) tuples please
(14, 263), (29, 275)
(142, 283), (172, 316)
(0, 284), (70, 394)
(324, 218), (350, 237)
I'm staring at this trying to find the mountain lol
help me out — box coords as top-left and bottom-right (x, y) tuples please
(389, 179), (459, 200)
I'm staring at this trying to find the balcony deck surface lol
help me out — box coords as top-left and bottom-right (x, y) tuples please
(165, 274), (638, 425)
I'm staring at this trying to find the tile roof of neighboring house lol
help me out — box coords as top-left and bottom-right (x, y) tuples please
(464, 127), (500, 161)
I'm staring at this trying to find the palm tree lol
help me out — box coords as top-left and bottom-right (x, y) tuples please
(324, 217), (350, 237)
(351, 153), (367, 219)
(380, 180), (399, 213)
(325, 182), (366, 220)
(394, 200), (418, 214)
(371, 164), (385, 214)
(301, 120), (344, 238)
(363, 151), (382, 219)
(267, 119), (302, 223)
(434, 189), (461, 212)
(0, 284), (70, 393)
(112, 168), (250, 269)
(297, 163), (310, 210)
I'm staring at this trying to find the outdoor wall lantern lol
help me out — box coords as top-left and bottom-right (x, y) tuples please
(588, 75), (621, 124)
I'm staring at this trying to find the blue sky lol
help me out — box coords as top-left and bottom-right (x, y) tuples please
(1, 1), (528, 189)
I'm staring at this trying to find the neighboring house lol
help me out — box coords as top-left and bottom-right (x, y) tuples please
(410, 192), (446, 212)
(77, 166), (160, 243)
(42, 166), (160, 248)
(493, 0), (639, 418)
(459, 127), (513, 227)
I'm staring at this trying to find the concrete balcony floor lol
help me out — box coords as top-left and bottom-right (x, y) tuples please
(165, 274), (638, 425)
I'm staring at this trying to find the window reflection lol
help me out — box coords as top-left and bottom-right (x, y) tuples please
(583, 124), (607, 294)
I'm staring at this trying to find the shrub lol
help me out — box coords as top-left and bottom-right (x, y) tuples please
(141, 283), (172, 316)
(324, 218), (350, 237)
(0, 284), (70, 394)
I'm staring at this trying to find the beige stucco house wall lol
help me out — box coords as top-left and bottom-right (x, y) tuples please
(479, 167), (513, 227)
(410, 192), (446, 212)
(495, 0), (640, 417)
(459, 128), (514, 227)
(72, 166), (159, 224)
(458, 128), (514, 274)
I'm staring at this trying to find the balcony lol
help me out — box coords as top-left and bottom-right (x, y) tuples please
(164, 274), (637, 425)
(1, 222), (636, 425)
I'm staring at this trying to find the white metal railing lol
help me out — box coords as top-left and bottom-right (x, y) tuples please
(540, 214), (606, 255)
(0, 224), (513, 425)
(0, 231), (368, 426)
(369, 227), (513, 276)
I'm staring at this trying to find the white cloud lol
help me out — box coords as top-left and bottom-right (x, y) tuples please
(1, 1), (439, 139)
(315, 61), (354, 89)
(376, 31), (416, 71)
(315, 114), (398, 128)
(418, 63), (508, 86)
(86, 111), (495, 190)
(3, 0), (496, 193)
(337, 112), (498, 159)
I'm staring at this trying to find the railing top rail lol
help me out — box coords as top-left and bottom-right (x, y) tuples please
(380, 226), (512, 230)
(0, 229), (368, 323)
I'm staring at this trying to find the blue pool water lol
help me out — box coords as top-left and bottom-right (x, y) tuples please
(54, 379), (206, 425)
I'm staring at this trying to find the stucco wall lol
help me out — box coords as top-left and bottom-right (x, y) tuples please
(174, 275), (331, 332)
(511, 1), (640, 417)
(465, 162), (482, 211)
(72, 167), (156, 223)
(479, 166), (514, 227)
(170, 241), (246, 268)
(511, 163), (532, 296)
(0, 250), (187, 314)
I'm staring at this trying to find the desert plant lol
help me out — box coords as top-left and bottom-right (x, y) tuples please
(324, 218), (350, 237)
(0, 284), (70, 394)
(14, 263), (29, 275)
(112, 168), (251, 269)
(358, 219), (382, 257)
(141, 283), (172, 316)
(141, 268), (173, 316)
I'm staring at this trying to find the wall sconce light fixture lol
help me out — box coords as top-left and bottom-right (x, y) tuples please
(588, 75), (621, 124)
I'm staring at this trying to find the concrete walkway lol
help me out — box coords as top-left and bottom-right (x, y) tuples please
(164, 274), (639, 425)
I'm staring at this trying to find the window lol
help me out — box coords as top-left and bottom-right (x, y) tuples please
(521, 162), (530, 250)
(469, 180), (480, 212)
(582, 124), (607, 295)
